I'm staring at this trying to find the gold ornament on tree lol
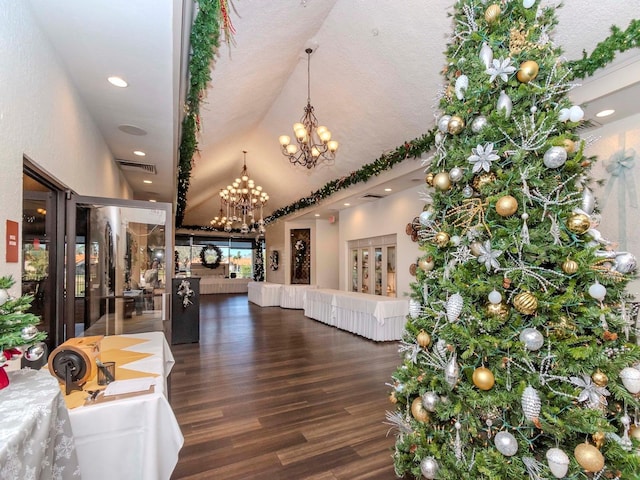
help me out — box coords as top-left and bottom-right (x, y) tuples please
(513, 291), (538, 315)
(473, 172), (496, 190)
(563, 138), (575, 153)
(411, 397), (430, 422)
(486, 302), (509, 320)
(574, 442), (605, 472)
(566, 213), (590, 234)
(447, 116), (465, 135)
(472, 366), (495, 390)
(417, 330), (432, 348)
(425, 173), (434, 186)
(484, 4), (501, 24)
(516, 60), (539, 83)
(561, 258), (579, 274)
(433, 172), (452, 191)
(434, 231), (450, 248)
(495, 195), (518, 217)
(418, 256), (435, 272)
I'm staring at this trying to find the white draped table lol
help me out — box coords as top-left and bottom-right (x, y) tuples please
(0, 369), (81, 479)
(280, 284), (317, 309)
(67, 332), (183, 480)
(199, 277), (251, 294)
(247, 282), (282, 306)
(304, 289), (408, 341)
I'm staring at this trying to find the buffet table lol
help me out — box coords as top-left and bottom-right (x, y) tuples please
(304, 289), (408, 341)
(0, 369), (80, 479)
(64, 332), (183, 480)
(247, 282), (282, 306)
(280, 284), (317, 309)
(199, 277), (251, 294)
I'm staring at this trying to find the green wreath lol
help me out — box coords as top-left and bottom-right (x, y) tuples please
(200, 245), (223, 269)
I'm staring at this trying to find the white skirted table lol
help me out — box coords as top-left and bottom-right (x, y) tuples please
(65, 332), (183, 480)
(0, 369), (81, 479)
(304, 289), (408, 341)
(247, 282), (282, 306)
(280, 284), (317, 309)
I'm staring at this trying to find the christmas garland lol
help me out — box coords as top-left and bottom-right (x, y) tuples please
(175, 6), (637, 228)
(199, 245), (223, 269)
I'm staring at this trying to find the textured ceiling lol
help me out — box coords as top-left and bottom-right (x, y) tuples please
(26, 0), (640, 228)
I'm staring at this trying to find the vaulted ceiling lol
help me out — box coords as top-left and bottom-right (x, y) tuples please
(27, 0), (640, 229)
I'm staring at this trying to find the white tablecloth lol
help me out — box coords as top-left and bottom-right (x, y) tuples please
(199, 277), (251, 294)
(304, 289), (408, 341)
(0, 369), (81, 479)
(247, 282), (282, 306)
(68, 332), (183, 480)
(280, 284), (317, 309)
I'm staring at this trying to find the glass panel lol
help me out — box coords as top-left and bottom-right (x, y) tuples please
(374, 247), (382, 295)
(76, 205), (168, 337)
(387, 246), (396, 297)
(351, 249), (358, 292)
(361, 249), (369, 294)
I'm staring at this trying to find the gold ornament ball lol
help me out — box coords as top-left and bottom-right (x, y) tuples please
(418, 256), (435, 272)
(566, 213), (590, 234)
(574, 443), (605, 473)
(563, 138), (576, 153)
(425, 173), (435, 186)
(417, 330), (432, 348)
(495, 195), (518, 217)
(433, 172), (452, 191)
(516, 60), (539, 83)
(411, 397), (430, 422)
(472, 366), (495, 390)
(470, 241), (483, 257)
(592, 431), (605, 449)
(486, 301), (509, 320)
(561, 258), (579, 274)
(484, 4), (501, 24)
(389, 392), (398, 404)
(591, 370), (608, 387)
(473, 172), (496, 190)
(513, 291), (538, 315)
(630, 425), (640, 441)
(434, 231), (450, 248)
(447, 116), (465, 135)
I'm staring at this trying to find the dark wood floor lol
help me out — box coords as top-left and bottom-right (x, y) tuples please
(169, 293), (400, 479)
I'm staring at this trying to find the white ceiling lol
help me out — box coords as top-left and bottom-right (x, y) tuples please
(26, 0), (640, 229)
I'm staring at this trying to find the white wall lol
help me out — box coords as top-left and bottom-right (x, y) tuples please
(0, 4), (131, 289)
(586, 112), (640, 299)
(339, 185), (424, 298)
(313, 219), (339, 289)
(265, 222), (286, 283)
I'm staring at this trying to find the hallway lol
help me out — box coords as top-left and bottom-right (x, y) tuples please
(169, 293), (400, 479)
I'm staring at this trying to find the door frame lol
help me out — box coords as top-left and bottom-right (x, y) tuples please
(64, 194), (173, 340)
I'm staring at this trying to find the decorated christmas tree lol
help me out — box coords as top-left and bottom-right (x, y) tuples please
(0, 276), (48, 369)
(388, 2), (640, 478)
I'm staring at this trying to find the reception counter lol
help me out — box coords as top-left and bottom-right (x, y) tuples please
(198, 277), (251, 295)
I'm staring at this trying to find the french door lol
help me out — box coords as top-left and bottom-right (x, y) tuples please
(64, 195), (173, 339)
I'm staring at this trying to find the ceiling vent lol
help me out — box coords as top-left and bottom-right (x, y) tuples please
(575, 118), (601, 132)
(116, 159), (157, 174)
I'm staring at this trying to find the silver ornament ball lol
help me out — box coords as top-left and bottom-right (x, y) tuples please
(449, 167), (464, 183)
(494, 431), (518, 456)
(422, 391), (439, 412)
(462, 185), (474, 198)
(543, 146), (568, 169)
(471, 115), (488, 133)
(21, 324), (39, 341)
(24, 342), (45, 362)
(520, 328), (544, 351)
(438, 115), (452, 133)
(420, 457), (439, 479)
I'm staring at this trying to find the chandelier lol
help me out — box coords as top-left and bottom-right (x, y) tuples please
(278, 48), (339, 169)
(218, 151), (269, 234)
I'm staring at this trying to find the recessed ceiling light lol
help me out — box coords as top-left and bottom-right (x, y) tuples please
(384, 188), (392, 192)
(314, 213), (320, 217)
(149, 199), (157, 203)
(133, 150), (146, 157)
(107, 76), (128, 88)
(118, 125), (148, 136)
(344, 203), (350, 206)
(596, 109), (615, 118)
(143, 180), (153, 184)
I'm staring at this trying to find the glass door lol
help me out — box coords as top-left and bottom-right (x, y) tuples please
(65, 195), (172, 339)
(360, 248), (369, 294)
(351, 249), (358, 292)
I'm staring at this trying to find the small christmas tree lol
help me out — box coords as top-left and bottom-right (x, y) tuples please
(388, 1), (640, 478)
(254, 238), (265, 281)
(0, 276), (48, 365)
